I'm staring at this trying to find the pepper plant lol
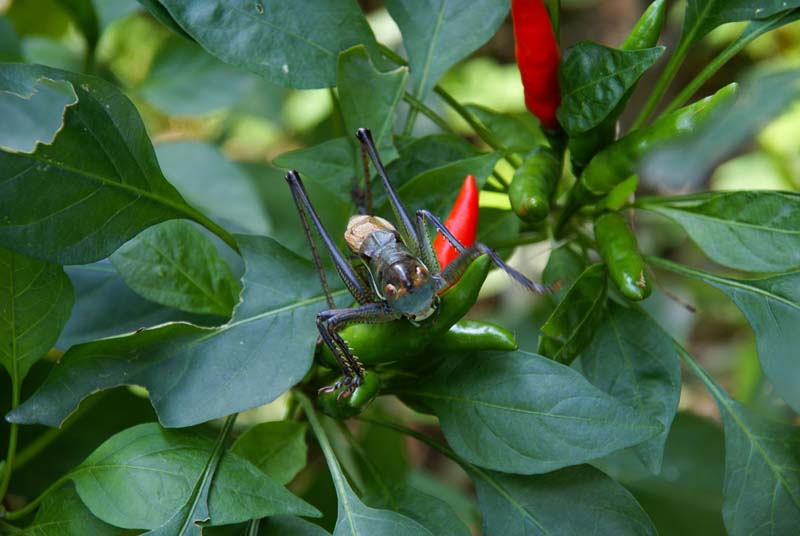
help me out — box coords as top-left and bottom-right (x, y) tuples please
(1, 0), (799, 534)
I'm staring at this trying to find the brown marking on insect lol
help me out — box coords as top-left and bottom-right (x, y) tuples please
(636, 271), (647, 289)
(344, 215), (396, 254)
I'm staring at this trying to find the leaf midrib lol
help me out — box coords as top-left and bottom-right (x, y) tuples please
(651, 206), (800, 236)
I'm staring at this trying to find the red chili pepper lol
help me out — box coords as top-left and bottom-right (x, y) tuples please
(512, 0), (561, 131)
(434, 175), (478, 268)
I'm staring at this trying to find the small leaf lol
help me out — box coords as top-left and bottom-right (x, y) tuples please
(542, 244), (587, 304)
(232, 421), (308, 485)
(337, 45), (408, 163)
(138, 35), (256, 116)
(641, 68), (800, 190)
(273, 137), (355, 205)
(465, 104), (545, 153)
(367, 484), (470, 536)
(24, 485), (132, 536)
(655, 258), (800, 413)
(538, 264), (607, 364)
(557, 42), (664, 136)
(385, 0), (510, 99)
(260, 516), (331, 535)
(683, 0), (800, 46)
(70, 423), (318, 530)
(156, 140), (270, 235)
(576, 303), (681, 473)
(0, 248), (73, 381)
(0, 64), (213, 264)
(397, 350), (663, 474)
(639, 191), (800, 272)
(155, 0), (384, 89)
(9, 236), (349, 428)
(110, 221), (240, 317)
(469, 464), (656, 536)
(684, 353), (800, 536)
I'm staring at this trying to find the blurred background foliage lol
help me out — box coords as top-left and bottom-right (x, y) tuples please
(1, 0), (798, 533)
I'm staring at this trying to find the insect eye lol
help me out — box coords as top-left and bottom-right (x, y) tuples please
(384, 283), (397, 298)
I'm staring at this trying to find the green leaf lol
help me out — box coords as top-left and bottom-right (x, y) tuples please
(639, 191), (800, 273)
(367, 484), (470, 536)
(653, 258), (800, 413)
(576, 303), (680, 474)
(154, 0), (383, 89)
(301, 398), (435, 536)
(465, 104), (545, 153)
(58, 261), (218, 349)
(538, 264), (607, 364)
(0, 248), (73, 381)
(391, 152), (499, 219)
(24, 485), (133, 536)
(683, 0), (800, 46)
(259, 516), (331, 535)
(54, 0), (99, 49)
(232, 421), (308, 485)
(542, 244), (588, 305)
(69, 423), (319, 530)
(137, 0), (193, 39)
(682, 351), (800, 536)
(0, 63), (221, 264)
(642, 69), (800, 191)
(337, 45), (408, 163)
(397, 350), (663, 474)
(0, 76), (76, 153)
(469, 464), (656, 536)
(384, 0), (510, 99)
(0, 16), (23, 62)
(110, 221), (240, 317)
(388, 133), (481, 188)
(557, 42), (664, 136)
(156, 141), (270, 235)
(8, 236), (347, 428)
(273, 137), (355, 205)
(138, 35), (256, 116)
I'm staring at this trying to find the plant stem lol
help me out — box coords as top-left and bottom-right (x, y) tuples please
(631, 37), (692, 130)
(297, 394), (352, 500)
(0, 381), (19, 502)
(356, 417), (462, 462)
(336, 420), (397, 509)
(189, 210), (240, 254)
(246, 519), (261, 536)
(402, 92), (454, 134)
(3, 473), (71, 521)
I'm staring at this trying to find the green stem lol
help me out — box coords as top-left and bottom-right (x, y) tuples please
(189, 209), (240, 254)
(3, 473), (71, 521)
(246, 519), (260, 536)
(0, 381), (19, 502)
(297, 394), (351, 500)
(631, 37), (692, 130)
(356, 417), (462, 462)
(402, 92), (455, 134)
(336, 421), (397, 508)
(0, 519), (21, 533)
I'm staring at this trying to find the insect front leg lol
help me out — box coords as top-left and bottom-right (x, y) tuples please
(316, 302), (401, 398)
(416, 209), (551, 294)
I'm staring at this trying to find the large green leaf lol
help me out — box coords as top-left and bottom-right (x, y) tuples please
(557, 43), (664, 136)
(683, 0), (800, 46)
(576, 303), (680, 474)
(302, 398), (436, 536)
(156, 141), (270, 235)
(8, 236), (347, 428)
(639, 192), (800, 273)
(641, 69), (800, 191)
(0, 63), (217, 264)
(110, 220), (240, 317)
(24, 485), (133, 536)
(367, 484), (470, 536)
(0, 248), (73, 381)
(397, 350), (662, 474)
(391, 152), (499, 219)
(154, 0), (383, 89)
(538, 264), (607, 364)
(337, 45), (408, 164)
(653, 258), (800, 413)
(69, 423), (318, 530)
(232, 421), (308, 485)
(0, 76), (76, 153)
(682, 351), (800, 536)
(138, 35), (255, 116)
(384, 0), (509, 100)
(469, 464), (656, 536)
(273, 137), (355, 205)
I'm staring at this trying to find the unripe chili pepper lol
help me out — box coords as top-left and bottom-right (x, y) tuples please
(317, 370), (381, 419)
(512, 0), (561, 131)
(434, 174), (478, 268)
(594, 211), (651, 301)
(317, 255), (518, 368)
(569, 0), (667, 172)
(509, 146), (562, 223)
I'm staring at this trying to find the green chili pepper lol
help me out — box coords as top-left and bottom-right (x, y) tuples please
(429, 320), (517, 353)
(509, 146), (562, 223)
(594, 211), (651, 301)
(317, 370), (381, 419)
(568, 0), (667, 173)
(318, 255), (516, 367)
